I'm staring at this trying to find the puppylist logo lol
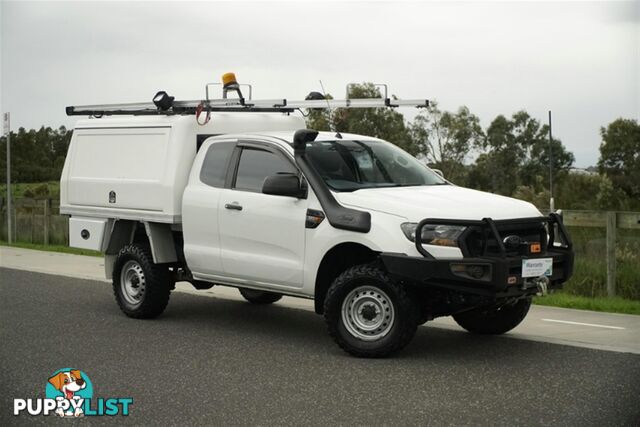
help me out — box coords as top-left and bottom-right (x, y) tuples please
(13, 368), (133, 417)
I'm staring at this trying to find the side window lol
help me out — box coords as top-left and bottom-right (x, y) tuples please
(234, 148), (296, 192)
(200, 141), (235, 188)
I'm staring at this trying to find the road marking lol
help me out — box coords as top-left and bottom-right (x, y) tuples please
(542, 318), (625, 330)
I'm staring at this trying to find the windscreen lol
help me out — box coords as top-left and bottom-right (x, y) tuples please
(304, 140), (446, 191)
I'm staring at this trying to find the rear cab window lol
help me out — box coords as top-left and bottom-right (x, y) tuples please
(200, 141), (236, 188)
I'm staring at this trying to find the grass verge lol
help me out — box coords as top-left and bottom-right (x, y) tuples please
(534, 292), (640, 315)
(0, 241), (101, 257)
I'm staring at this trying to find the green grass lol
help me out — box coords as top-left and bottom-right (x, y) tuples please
(0, 181), (60, 199)
(534, 292), (640, 315)
(0, 240), (101, 257)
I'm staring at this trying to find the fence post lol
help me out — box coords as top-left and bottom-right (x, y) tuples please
(44, 198), (50, 245)
(13, 203), (16, 241)
(30, 203), (35, 243)
(606, 211), (617, 297)
(0, 197), (3, 242)
(0, 197), (3, 241)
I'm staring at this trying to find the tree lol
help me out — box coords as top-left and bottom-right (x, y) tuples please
(555, 173), (602, 210)
(521, 137), (575, 189)
(473, 111), (574, 199)
(466, 153), (494, 192)
(476, 114), (523, 195)
(595, 175), (630, 211)
(512, 111), (574, 188)
(598, 118), (640, 199)
(0, 126), (72, 183)
(409, 102), (483, 185)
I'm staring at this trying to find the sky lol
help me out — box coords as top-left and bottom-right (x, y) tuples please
(1, 0), (638, 167)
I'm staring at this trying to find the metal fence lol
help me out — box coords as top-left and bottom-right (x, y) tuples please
(1, 197), (639, 298)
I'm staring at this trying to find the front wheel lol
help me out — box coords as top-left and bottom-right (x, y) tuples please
(324, 263), (419, 358)
(452, 297), (532, 335)
(112, 244), (172, 319)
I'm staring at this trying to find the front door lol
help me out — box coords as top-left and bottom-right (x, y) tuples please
(218, 143), (308, 288)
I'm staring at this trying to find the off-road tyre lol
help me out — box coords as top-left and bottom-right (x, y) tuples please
(238, 288), (283, 304)
(324, 263), (419, 358)
(452, 297), (532, 335)
(112, 243), (171, 319)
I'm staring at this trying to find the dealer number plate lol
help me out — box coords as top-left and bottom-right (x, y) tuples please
(522, 258), (553, 278)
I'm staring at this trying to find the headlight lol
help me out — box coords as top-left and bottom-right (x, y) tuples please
(400, 223), (466, 247)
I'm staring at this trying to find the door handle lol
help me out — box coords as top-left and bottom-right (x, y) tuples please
(225, 203), (243, 211)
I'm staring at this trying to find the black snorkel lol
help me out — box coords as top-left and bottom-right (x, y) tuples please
(293, 129), (371, 233)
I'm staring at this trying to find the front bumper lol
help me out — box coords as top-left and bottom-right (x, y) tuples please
(381, 214), (574, 298)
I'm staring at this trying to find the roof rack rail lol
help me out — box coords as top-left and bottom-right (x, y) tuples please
(65, 98), (290, 116)
(65, 97), (430, 117)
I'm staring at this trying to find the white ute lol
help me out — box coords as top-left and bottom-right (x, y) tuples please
(61, 74), (574, 357)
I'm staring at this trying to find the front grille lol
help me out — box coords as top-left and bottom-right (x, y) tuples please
(462, 221), (547, 257)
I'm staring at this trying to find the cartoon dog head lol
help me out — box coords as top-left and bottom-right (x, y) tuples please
(48, 370), (86, 400)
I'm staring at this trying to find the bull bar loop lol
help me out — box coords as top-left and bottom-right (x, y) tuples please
(414, 213), (573, 259)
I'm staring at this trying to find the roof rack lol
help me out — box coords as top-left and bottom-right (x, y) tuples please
(65, 73), (429, 117)
(66, 97), (430, 117)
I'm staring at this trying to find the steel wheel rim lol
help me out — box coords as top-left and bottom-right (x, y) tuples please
(120, 260), (146, 305)
(341, 286), (395, 341)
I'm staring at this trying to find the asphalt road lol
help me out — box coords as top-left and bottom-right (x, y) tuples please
(1, 268), (639, 426)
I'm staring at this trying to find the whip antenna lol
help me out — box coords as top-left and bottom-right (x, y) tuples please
(319, 80), (342, 139)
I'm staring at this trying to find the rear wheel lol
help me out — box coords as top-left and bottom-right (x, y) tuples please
(452, 297), (531, 334)
(324, 263), (419, 358)
(112, 244), (171, 319)
(238, 288), (282, 304)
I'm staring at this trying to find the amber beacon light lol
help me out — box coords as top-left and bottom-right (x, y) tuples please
(222, 72), (237, 87)
(221, 72), (243, 99)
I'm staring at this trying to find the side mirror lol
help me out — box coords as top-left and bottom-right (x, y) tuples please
(262, 174), (306, 198)
(432, 168), (444, 178)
